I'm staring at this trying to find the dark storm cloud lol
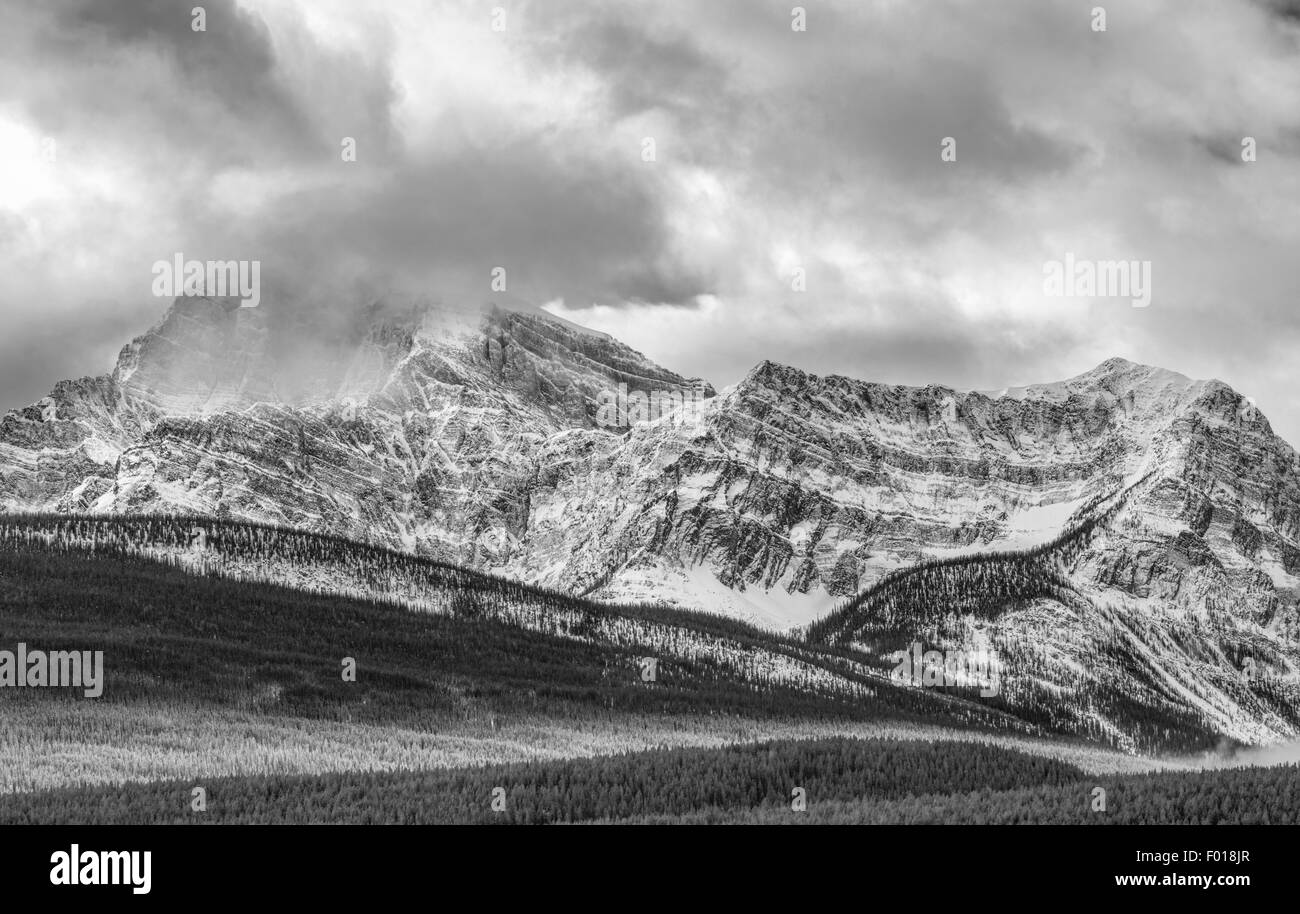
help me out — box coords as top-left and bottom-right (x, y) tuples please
(1262, 0), (1300, 24)
(36, 0), (305, 154)
(742, 58), (1083, 216)
(1198, 135), (1255, 165)
(252, 139), (714, 309)
(534, 0), (1082, 204)
(550, 16), (732, 128)
(17, 0), (397, 166)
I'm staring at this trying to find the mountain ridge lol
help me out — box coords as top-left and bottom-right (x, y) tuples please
(1, 299), (1293, 615)
(4, 298), (1300, 745)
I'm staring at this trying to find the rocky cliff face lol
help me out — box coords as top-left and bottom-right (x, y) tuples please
(0, 297), (713, 566)
(3, 298), (1299, 639)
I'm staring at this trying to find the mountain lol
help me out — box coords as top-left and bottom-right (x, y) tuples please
(0, 294), (710, 560)
(3, 297), (1300, 747)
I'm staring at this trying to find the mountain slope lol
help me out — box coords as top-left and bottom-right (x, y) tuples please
(4, 299), (1300, 745)
(4, 302), (1298, 629)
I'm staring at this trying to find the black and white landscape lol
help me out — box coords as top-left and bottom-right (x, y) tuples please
(2, 0), (1299, 833)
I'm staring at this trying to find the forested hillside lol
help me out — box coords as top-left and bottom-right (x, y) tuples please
(806, 475), (1149, 645)
(799, 476), (1300, 754)
(2, 510), (1289, 759)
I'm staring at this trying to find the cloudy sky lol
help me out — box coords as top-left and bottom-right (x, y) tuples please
(2, 0), (1299, 439)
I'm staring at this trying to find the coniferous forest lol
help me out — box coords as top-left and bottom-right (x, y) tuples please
(4, 736), (1295, 825)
